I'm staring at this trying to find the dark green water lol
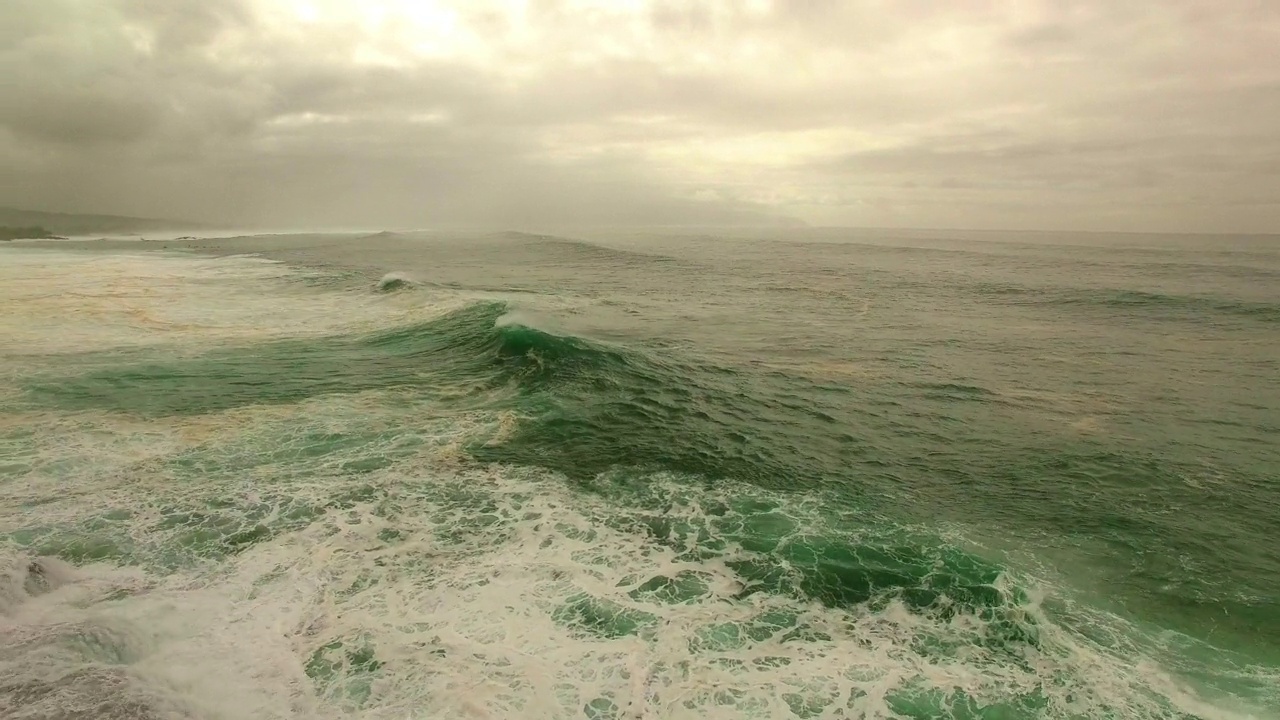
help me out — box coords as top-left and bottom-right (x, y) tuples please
(2, 229), (1277, 718)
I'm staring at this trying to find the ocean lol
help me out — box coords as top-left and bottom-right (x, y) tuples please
(1, 228), (1277, 719)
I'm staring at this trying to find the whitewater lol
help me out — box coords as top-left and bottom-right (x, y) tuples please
(1, 229), (1277, 719)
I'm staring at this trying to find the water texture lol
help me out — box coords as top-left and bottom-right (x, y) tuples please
(1, 230), (1277, 719)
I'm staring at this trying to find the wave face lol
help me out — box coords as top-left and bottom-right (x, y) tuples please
(2, 233), (1279, 719)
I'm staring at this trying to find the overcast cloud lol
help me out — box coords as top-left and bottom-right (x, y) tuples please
(1, 0), (1277, 231)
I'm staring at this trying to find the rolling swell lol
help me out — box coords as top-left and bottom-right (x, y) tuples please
(473, 329), (871, 492)
(973, 283), (1280, 323)
(20, 300), (635, 416)
(494, 232), (682, 267)
(467, 319), (1041, 646)
(25, 302), (539, 415)
(25, 300), (872, 497)
(23, 301), (1034, 641)
(379, 308), (1279, 674)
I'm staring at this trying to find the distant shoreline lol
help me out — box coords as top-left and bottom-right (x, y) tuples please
(0, 225), (64, 241)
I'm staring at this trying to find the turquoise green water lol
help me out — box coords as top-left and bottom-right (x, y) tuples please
(1, 230), (1277, 718)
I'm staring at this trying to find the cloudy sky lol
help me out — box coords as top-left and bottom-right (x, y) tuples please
(2, 0), (1278, 232)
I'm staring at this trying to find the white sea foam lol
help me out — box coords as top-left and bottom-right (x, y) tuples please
(2, 390), (1270, 719)
(0, 248), (452, 358)
(375, 273), (417, 293)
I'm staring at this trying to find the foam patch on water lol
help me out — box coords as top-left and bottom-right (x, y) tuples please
(0, 249), (457, 359)
(2, 391), (1272, 719)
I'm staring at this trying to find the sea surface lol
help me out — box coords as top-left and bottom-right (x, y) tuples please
(1, 228), (1277, 719)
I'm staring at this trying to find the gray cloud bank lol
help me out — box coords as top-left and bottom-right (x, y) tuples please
(1, 0), (1277, 232)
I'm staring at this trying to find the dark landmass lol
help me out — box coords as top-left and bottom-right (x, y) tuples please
(0, 207), (212, 236)
(0, 225), (63, 241)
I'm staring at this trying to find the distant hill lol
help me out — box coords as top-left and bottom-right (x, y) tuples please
(0, 225), (63, 241)
(0, 207), (211, 236)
